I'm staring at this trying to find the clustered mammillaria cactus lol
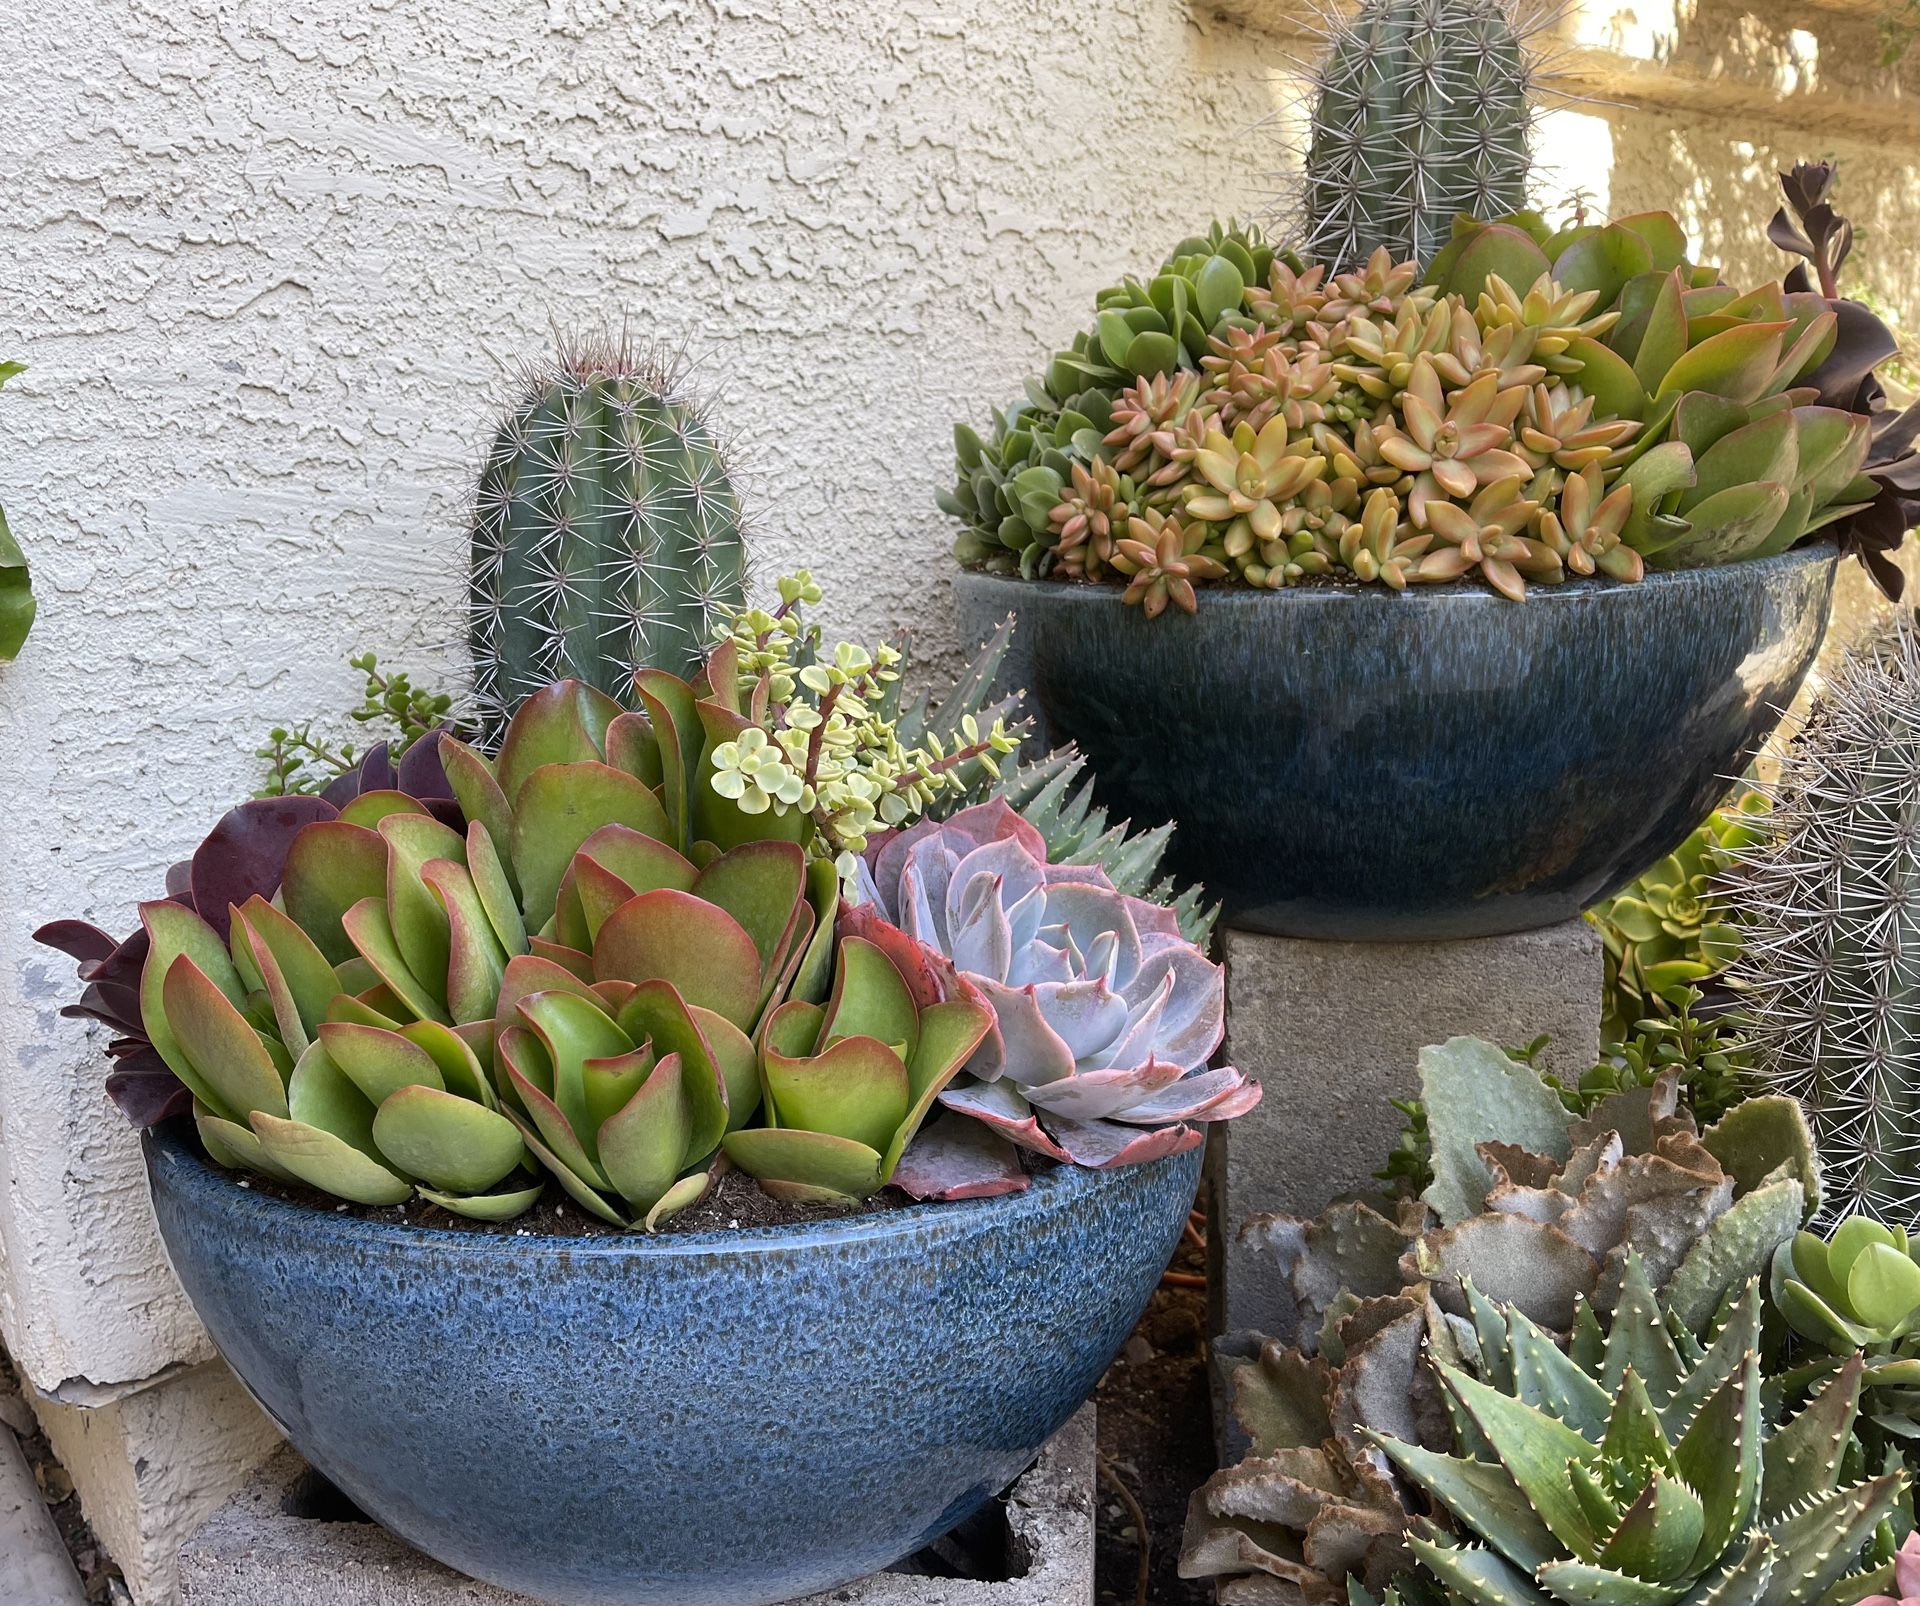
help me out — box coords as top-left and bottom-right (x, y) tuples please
(854, 801), (1258, 1169)
(946, 201), (1893, 614)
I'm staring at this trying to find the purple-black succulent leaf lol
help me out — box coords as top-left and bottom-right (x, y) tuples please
(164, 860), (194, 900)
(32, 919), (123, 968)
(396, 727), (457, 802)
(191, 796), (340, 941)
(104, 1048), (193, 1125)
(891, 1115), (1030, 1200)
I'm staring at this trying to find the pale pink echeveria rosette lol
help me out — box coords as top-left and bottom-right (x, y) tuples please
(853, 799), (1259, 1171)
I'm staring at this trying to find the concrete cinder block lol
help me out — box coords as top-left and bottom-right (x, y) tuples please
(177, 1404), (1096, 1606)
(1207, 919), (1602, 1340)
(32, 1360), (282, 1606)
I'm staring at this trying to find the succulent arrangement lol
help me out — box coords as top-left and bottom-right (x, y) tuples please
(1250, 1036), (1817, 1336)
(1730, 615), (1920, 1229)
(1586, 789), (1765, 1041)
(1188, 1254), (1909, 1605)
(468, 337), (747, 741)
(1, 359), (33, 661)
(948, 93), (1914, 618)
(41, 581), (1254, 1223)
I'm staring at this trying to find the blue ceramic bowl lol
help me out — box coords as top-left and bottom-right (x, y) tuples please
(955, 547), (1838, 940)
(145, 1124), (1198, 1606)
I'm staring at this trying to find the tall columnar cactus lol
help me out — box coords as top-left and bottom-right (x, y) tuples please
(1732, 617), (1920, 1230)
(1302, 0), (1537, 270)
(469, 339), (746, 741)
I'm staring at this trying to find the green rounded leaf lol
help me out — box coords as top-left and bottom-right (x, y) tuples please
(720, 1126), (885, 1203)
(372, 1085), (527, 1194)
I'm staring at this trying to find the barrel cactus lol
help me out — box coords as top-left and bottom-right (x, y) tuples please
(1729, 617), (1920, 1229)
(1300, 0), (1538, 271)
(469, 337), (747, 740)
(854, 800), (1259, 1168)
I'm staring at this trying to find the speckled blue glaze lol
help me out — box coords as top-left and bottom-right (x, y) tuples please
(145, 1124), (1198, 1606)
(954, 547), (1839, 940)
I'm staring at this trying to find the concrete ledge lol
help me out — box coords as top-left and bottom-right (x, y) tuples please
(1207, 920), (1601, 1340)
(178, 1404), (1096, 1606)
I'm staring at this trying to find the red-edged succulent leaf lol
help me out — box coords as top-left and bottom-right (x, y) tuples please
(420, 859), (506, 1025)
(232, 895), (339, 1057)
(615, 980), (730, 1158)
(494, 679), (623, 806)
(891, 1115), (1030, 1200)
(691, 841), (808, 974)
(139, 902), (248, 1101)
(593, 889), (765, 1030)
(835, 902), (974, 1013)
(720, 1126), (886, 1203)
(162, 953), (290, 1121)
(190, 796), (339, 940)
(318, 1021), (444, 1105)
(512, 761), (672, 929)
(766, 1034), (910, 1153)
(282, 821), (390, 967)
(595, 1051), (696, 1210)
(821, 936), (920, 1060)
(340, 897), (450, 1025)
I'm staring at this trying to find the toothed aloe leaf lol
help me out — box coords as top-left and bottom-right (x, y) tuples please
(1368, 1437), (1556, 1572)
(1434, 1366), (1598, 1557)
(1407, 1532), (1551, 1606)
(1664, 1176), (1804, 1335)
(1761, 1354), (1862, 1521)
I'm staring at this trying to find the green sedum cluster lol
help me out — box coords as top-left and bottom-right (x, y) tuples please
(945, 209), (1877, 615)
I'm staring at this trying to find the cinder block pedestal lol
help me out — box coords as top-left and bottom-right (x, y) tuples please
(1207, 919), (1602, 1340)
(178, 1404), (1096, 1606)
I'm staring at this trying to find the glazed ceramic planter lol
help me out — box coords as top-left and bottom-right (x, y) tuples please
(145, 1123), (1198, 1606)
(955, 545), (1839, 941)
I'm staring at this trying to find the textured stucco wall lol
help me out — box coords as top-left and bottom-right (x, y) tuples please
(0, 0), (1288, 1399)
(1, 0), (1916, 1596)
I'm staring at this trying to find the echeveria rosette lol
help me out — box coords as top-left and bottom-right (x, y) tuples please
(856, 800), (1259, 1169)
(723, 931), (994, 1204)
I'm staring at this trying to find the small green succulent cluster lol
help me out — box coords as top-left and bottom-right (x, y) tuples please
(946, 203), (1881, 615)
(1187, 1256), (1909, 1606)
(1776, 1218), (1920, 1463)
(1588, 790), (1766, 1040)
(256, 653), (457, 798)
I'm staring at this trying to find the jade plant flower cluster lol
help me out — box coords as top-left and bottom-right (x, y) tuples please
(41, 593), (1251, 1227)
(945, 204), (1897, 612)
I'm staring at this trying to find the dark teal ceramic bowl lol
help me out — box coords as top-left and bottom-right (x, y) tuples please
(145, 1123), (1197, 1606)
(955, 546), (1838, 940)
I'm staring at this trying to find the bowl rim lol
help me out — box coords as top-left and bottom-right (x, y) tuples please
(143, 1117), (1189, 1262)
(951, 538), (1841, 610)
